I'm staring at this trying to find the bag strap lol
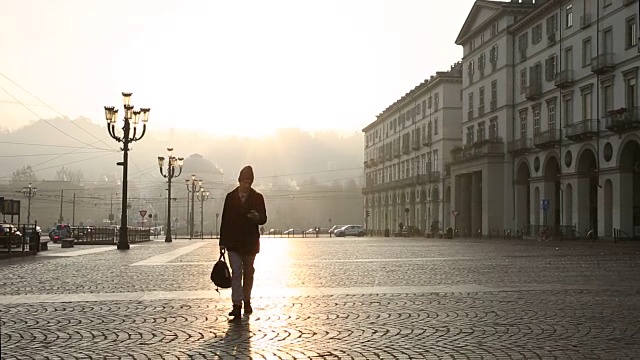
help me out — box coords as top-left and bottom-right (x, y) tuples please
(219, 248), (226, 262)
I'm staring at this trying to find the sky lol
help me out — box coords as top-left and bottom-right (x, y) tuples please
(0, 0), (476, 138)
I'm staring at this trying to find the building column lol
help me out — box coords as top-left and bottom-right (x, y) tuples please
(471, 171), (482, 235)
(458, 174), (472, 236)
(575, 176), (590, 234)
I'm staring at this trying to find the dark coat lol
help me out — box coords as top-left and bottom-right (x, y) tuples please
(219, 187), (267, 255)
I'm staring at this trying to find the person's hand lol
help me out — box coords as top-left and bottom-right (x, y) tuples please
(247, 210), (260, 222)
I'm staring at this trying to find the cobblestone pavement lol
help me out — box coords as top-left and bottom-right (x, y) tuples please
(1, 237), (640, 359)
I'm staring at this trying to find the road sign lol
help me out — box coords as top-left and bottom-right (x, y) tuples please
(139, 210), (147, 217)
(541, 199), (550, 211)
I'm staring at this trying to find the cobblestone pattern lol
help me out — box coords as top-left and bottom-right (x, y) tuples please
(2, 290), (640, 359)
(1, 238), (640, 296)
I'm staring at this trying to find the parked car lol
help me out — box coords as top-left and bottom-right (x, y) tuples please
(401, 225), (422, 237)
(334, 225), (366, 237)
(49, 229), (61, 243)
(55, 224), (73, 239)
(329, 225), (347, 236)
(283, 229), (303, 235)
(0, 223), (21, 237)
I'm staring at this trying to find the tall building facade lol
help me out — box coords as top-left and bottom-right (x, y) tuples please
(363, 0), (640, 239)
(362, 63), (462, 233)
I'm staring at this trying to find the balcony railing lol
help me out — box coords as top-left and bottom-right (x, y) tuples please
(591, 53), (615, 74)
(580, 13), (592, 28)
(604, 107), (640, 133)
(525, 81), (542, 101)
(429, 171), (441, 182)
(507, 138), (532, 155)
(422, 134), (432, 146)
(565, 119), (599, 141)
(533, 129), (562, 149)
(452, 139), (504, 163)
(554, 70), (574, 88)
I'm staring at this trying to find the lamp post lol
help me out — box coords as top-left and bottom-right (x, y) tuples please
(158, 148), (184, 243)
(197, 188), (210, 240)
(185, 175), (202, 240)
(215, 213), (219, 238)
(105, 92), (150, 250)
(22, 183), (37, 224)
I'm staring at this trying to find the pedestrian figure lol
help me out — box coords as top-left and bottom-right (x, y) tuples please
(398, 221), (404, 232)
(219, 165), (267, 319)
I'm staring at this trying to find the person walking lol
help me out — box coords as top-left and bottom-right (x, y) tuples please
(219, 165), (267, 318)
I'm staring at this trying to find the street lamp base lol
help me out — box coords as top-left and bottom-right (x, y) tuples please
(116, 242), (130, 250)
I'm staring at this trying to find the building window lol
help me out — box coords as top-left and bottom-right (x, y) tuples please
(477, 121), (486, 142)
(468, 92), (474, 120)
(489, 117), (498, 141)
(547, 14), (558, 34)
(548, 100), (557, 130)
(533, 106), (541, 134)
(478, 53), (486, 74)
(434, 117), (439, 135)
(532, 23), (543, 44)
(603, 83), (613, 115)
(626, 77), (637, 109)
(433, 150), (439, 171)
(518, 33), (528, 62)
(428, 96), (432, 110)
(491, 80), (498, 110)
(566, 4), (573, 28)
(434, 93), (439, 110)
(564, 47), (573, 71)
(519, 110), (528, 140)
(479, 86), (485, 115)
(490, 45), (498, 65)
(581, 90), (592, 121)
(582, 37), (592, 67)
(564, 96), (573, 126)
(421, 100), (426, 118)
(466, 126), (475, 145)
(491, 22), (498, 37)
(626, 17), (637, 49)
(480, 33), (485, 44)
(545, 54), (558, 81)
(520, 68), (527, 93)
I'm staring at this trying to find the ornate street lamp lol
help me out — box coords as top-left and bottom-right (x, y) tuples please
(158, 148), (184, 243)
(185, 175), (202, 240)
(197, 188), (210, 239)
(105, 92), (150, 250)
(22, 183), (37, 224)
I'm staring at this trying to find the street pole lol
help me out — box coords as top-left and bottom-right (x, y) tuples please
(105, 92), (150, 250)
(185, 175), (201, 240)
(22, 183), (37, 225)
(59, 189), (64, 224)
(197, 188), (209, 240)
(215, 213), (219, 238)
(72, 193), (76, 226)
(158, 148), (184, 243)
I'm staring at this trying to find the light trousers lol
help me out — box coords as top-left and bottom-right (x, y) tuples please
(227, 251), (256, 305)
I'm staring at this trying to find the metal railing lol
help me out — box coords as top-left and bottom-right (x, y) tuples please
(565, 119), (598, 139)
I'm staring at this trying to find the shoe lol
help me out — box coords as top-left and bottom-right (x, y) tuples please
(244, 302), (253, 315)
(228, 304), (241, 317)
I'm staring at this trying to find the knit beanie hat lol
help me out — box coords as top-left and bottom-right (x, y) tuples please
(238, 165), (254, 182)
